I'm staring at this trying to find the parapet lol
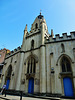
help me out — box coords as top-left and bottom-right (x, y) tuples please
(70, 31), (75, 39)
(45, 31), (75, 43)
(6, 46), (21, 58)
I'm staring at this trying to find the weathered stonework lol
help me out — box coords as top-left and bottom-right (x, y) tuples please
(1, 14), (75, 96)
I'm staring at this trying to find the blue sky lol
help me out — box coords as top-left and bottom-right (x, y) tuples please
(0, 0), (75, 50)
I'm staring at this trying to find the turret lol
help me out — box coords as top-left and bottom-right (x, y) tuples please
(39, 14), (46, 93)
(38, 14), (48, 45)
(41, 20), (45, 45)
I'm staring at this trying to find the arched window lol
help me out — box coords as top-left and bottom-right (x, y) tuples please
(31, 40), (34, 49)
(27, 57), (36, 74)
(61, 57), (71, 72)
(7, 65), (12, 78)
(35, 23), (38, 29)
(11, 57), (13, 63)
(61, 43), (65, 52)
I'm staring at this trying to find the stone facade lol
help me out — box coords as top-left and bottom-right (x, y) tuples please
(1, 14), (75, 96)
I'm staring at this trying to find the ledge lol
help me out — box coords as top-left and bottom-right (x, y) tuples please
(26, 30), (40, 39)
(60, 72), (72, 75)
(25, 73), (35, 79)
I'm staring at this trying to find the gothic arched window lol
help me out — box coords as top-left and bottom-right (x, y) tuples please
(7, 65), (12, 79)
(35, 23), (38, 29)
(27, 57), (36, 74)
(61, 43), (65, 52)
(61, 57), (71, 72)
(31, 40), (34, 49)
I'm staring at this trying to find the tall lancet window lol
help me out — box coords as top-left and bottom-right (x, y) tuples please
(31, 40), (34, 49)
(27, 57), (36, 74)
(61, 43), (65, 52)
(35, 23), (38, 29)
(61, 57), (71, 72)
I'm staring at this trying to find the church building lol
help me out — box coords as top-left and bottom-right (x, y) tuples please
(1, 13), (75, 97)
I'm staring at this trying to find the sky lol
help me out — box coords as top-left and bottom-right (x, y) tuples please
(0, 0), (75, 51)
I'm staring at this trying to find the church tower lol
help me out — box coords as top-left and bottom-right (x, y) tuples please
(1, 13), (75, 96)
(19, 13), (49, 93)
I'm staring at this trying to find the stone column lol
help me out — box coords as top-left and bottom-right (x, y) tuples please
(40, 46), (46, 93)
(46, 47), (50, 93)
(50, 53), (53, 93)
(40, 21), (46, 93)
(16, 53), (24, 90)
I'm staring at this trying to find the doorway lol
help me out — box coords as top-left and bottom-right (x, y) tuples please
(28, 78), (34, 94)
(63, 77), (74, 96)
(5, 65), (12, 90)
(6, 79), (10, 89)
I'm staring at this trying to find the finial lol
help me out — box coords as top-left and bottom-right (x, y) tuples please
(40, 9), (42, 15)
(51, 29), (53, 35)
(25, 24), (27, 31)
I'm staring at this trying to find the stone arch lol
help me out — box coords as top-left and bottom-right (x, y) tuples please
(56, 54), (73, 66)
(60, 56), (71, 72)
(25, 54), (38, 63)
(5, 65), (12, 83)
(5, 64), (12, 89)
(25, 54), (38, 79)
(57, 55), (74, 96)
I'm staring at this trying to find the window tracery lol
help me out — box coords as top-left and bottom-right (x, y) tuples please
(27, 57), (36, 74)
(61, 57), (71, 72)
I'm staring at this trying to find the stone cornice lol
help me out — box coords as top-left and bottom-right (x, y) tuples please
(5, 45), (45, 59)
(45, 38), (75, 44)
(26, 30), (41, 39)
